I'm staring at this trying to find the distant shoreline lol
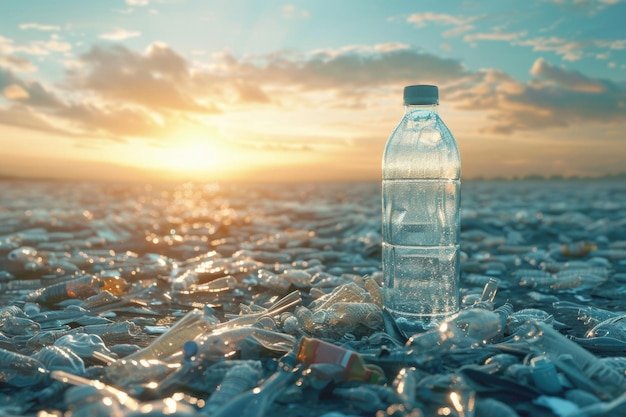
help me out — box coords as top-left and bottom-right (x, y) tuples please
(463, 172), (626, 182)
(1, 172), (626, 183)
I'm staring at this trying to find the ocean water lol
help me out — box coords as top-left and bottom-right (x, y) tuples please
(0, 179), (625, 416)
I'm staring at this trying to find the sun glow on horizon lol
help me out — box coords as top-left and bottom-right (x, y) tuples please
(158, 138), (222, 175)
(116, 130), (247, 181)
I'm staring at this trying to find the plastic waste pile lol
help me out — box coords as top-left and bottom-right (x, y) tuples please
(0, 179), (625, 417)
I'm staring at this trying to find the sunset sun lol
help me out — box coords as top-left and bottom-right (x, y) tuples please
(159, 138), (223, 176)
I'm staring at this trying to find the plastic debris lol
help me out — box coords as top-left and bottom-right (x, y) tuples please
(0, 180), (625, 417)
(296, 337), (385, 384)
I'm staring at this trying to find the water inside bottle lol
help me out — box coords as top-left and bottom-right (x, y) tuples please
(383, 180), (459, 245)
(382, 178), (460, 331)
(383, 242), (460, 330)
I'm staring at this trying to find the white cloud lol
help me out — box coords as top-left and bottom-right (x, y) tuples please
(595, 39), (626, 50)
(99, 28), (142, 41)
(126, 0), (149, 5)
(12, 36), (72, 56)
(19, 23), (61, 31)
(44, 38), (72, 53)
(443, 25), (475, 38)
(545, 0), (625, 12)
(464, 30), (527, 42)
(515, 36), (585, 61)
(373, 43), (411, 53)
(406, 12), (480, 40)
(62, 59), (84, 70)
(0, 36), (15, 54)
(406, 12), (471, 27)
(506, 35), (626, 63)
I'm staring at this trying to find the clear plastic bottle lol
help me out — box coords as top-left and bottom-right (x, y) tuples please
(382, 84), (461, 332)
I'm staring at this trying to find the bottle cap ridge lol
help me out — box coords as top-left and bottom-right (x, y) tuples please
(404, 84), (438, 105)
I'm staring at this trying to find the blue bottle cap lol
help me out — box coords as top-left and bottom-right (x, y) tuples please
(404, 85), (438, 105)
(183, 340), (198, 360)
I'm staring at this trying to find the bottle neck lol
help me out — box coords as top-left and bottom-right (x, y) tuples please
(404, 103), (438, 114)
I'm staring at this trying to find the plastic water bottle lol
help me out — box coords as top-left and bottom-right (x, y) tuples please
(382, 84), (461, 332)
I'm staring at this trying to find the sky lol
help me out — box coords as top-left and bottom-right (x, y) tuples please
(0, 0), (625, 182)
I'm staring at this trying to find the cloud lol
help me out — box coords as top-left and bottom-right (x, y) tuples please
(544, 0), (625, 13)
(208, 45), (468, 92)
(0, 93), (172, 142)
(511, 36), (626, 63)
(9, 35), (72, 56)
(405, 12), (624, 65)
(1, 42), (223, 141)
(515, 36), (585, 61)
(186, 44), (469, 112)
(40, 34), (72, 53)
(231, 80), (271, 103)
(0, 55), (37, 72)
(1, 40), (622, 145)
(443, 25), (475, 38)
(0, 104), (80, 137)
(530, 57), (606, 92)
(0, 67), (64, 107)
(406, 9), (622, 66)
(406, 12), (472, 27)
(374, 42), (411, 52)
(57, 102), (168, 138)
(0, 61), (176, 140)
(126, 0), (149, 5)
(19, 23), (61, 31)
(69, 43), (212, 112)
(99, 28), (142, 41)
(0, 36), (13, 54)
(3, 84), (29, 100)
(595, 39), (626, 50)
(407, 13), (478, 39)
(464, 30), (527, 43)
(450, 59), (626, 134)
(0, 42), (470, 144)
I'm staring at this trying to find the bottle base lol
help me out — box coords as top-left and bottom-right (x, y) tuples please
(383, 307), (457, 335)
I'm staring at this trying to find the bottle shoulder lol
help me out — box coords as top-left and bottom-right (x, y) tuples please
(388, 111), (454, 138)
(383, 112), (460, 180)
